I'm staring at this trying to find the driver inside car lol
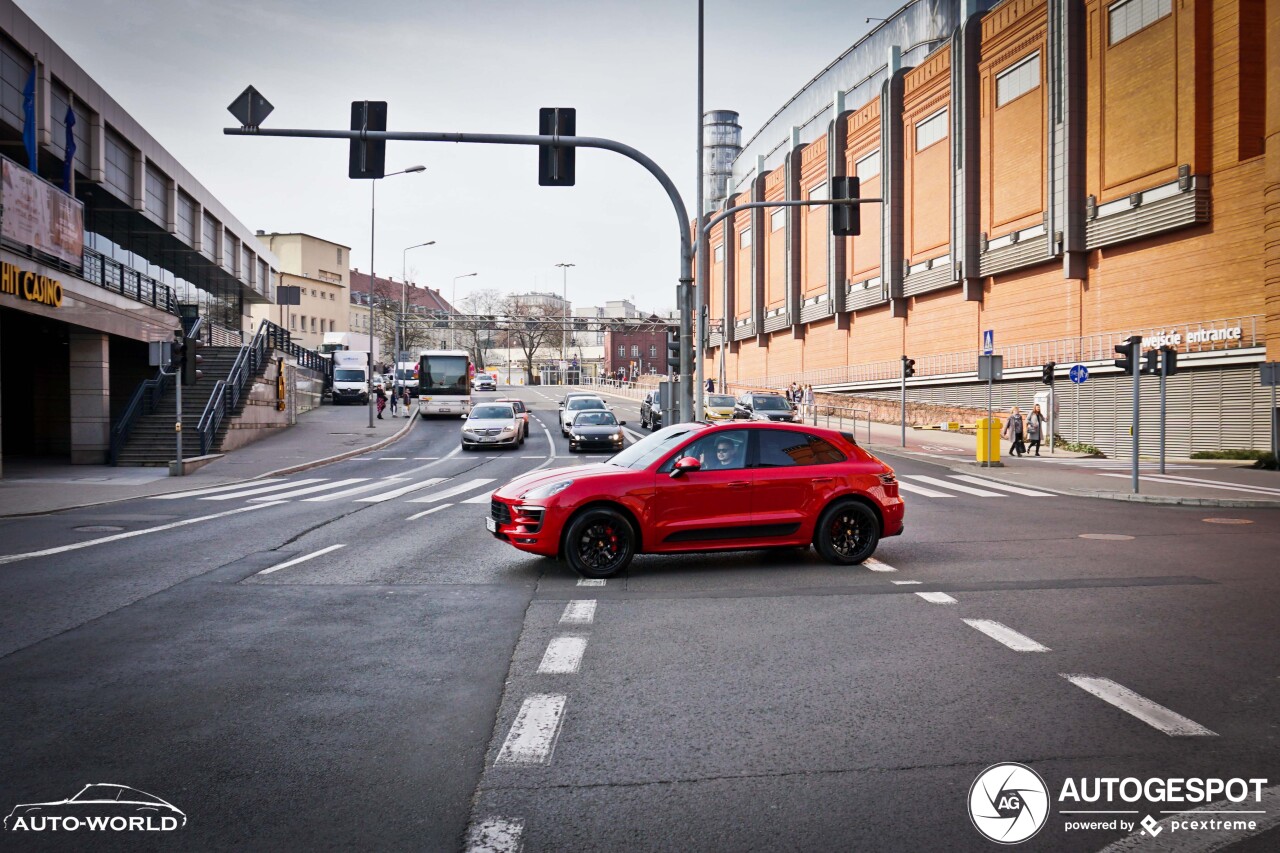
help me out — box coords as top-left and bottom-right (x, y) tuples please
(699, 437), (744, 470)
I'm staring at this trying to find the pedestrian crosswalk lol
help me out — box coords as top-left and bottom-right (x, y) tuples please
(152, 475), (497, 508)
(1034, 458), (1209, 470)
(895, 474), (1058, 499)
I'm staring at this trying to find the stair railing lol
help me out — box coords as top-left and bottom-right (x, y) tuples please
(107, 316), (202, 465)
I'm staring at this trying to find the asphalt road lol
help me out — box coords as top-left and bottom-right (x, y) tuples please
(1, 386), (1276, 851)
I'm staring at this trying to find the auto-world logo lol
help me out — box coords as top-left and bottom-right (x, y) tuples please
(969, 763), (1050, 844)
(4, 784), (185, 832)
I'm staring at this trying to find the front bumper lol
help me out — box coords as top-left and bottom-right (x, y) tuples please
(488, 496), (564, 557)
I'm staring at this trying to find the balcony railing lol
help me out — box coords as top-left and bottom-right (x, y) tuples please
(81, 248), (177, 314)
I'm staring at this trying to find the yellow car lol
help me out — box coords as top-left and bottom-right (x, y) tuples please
(703, 394), (737, 420)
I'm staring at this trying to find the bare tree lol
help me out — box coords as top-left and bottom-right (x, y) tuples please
(458, 289), (505, 370)
(504, 297), (561, 385)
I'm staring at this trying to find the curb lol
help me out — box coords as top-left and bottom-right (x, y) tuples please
(0, 412), (419, 518)
(869, 445), (1280, 509)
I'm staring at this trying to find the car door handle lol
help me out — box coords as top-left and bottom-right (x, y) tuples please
(728, 481), (749, 488)
(812, 477), (833, 484)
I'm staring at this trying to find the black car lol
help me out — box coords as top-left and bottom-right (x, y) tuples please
(733, 392), (797, 422)
(639, 392), (664, 430)
(568, 410), (627, 453)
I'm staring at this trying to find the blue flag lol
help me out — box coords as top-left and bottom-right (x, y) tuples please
(61, 105), (76, 192)
(21, 67), (36, 172)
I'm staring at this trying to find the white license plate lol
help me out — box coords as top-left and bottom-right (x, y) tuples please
(438, 407), (450, 413)
(485, 516), (496, 532)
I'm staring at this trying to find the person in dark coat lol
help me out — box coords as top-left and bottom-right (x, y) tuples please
(1026, 404), (1046, 456)
(375, 384), (387, 419)
(1001, 406), (1025, 456)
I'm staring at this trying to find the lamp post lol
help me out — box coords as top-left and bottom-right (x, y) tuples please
(555, 262), (575, 384)
(398, 239), (436, 395)
(367, 164), (426, 428)
(451, 272), (477, 352)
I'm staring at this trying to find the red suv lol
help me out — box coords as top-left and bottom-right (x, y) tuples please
(487, 422), (904, 578)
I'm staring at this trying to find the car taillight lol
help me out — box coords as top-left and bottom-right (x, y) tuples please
(878, 472), (899, 496)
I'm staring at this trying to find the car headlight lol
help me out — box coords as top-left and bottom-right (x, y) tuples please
(523, 480), (573, 500)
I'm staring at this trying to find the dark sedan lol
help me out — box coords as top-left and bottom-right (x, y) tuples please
(568, 410), (627, 453)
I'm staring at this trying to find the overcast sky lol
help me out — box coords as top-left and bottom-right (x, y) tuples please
(20, 0), (899, 314)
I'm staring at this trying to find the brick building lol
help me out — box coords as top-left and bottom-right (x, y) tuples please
(604, 322), (671, 380)
(701, 0), (1280, 457)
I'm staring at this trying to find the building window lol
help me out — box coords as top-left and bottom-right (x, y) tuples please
(330, 320), (336, 332)
(299, 314), (306, 329)
(618, 344), (626, 357)
(770, 208), (787, 232)
(915, 109), (948, 151)
(808, 182), (828, 205)
(290, 315), (297, 330)
(311, 317), (317, 333)
(856, 150), (881, 180)
(337, 246), (343, 265)
(740, 227), (752, 248)
(996, 52), (1040, 107)
(631, 345), (639, 358)
(649, 344), (657, 357)
(714, 244), (725, 263)
(1108, 0), (1171, 45)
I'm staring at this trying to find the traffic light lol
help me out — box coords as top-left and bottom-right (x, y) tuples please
(667, 330), (680, 364)
(831, 175), (861, 237)
(348, 100), (387, 180)
(538, 107), (576, 187)
(1040, 361), (1056, 385)
(181, 334), (204, 385)
(1114, 335), (1141, 372)
(1161, 345), (1178, 376)
(1142, 348), (1160, 376)
(902, 355), (915, 378)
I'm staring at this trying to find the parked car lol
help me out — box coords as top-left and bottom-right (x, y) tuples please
(703, 393), (737, 421)
(568, 410), (627, 453)
(486, 421), (904, 578)
(472, 374), (497, 392)
(495, 398), (531, 439)
(462, 402), (524, 450)
(639, 391), (664, 430)
(733, 392), (798, 422)
(559, 396), (609, 436)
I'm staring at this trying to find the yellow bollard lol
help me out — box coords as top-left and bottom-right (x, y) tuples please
(976, 417), (1002, 464)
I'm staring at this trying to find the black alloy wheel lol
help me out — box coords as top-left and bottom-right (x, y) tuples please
(564, 508), (636, 578)
(813, 500), (879, 565)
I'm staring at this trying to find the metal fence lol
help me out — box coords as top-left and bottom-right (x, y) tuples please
(82, 248), (177, 314)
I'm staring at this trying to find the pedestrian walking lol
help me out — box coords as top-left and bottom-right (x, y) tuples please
(388, 385), (399, 416)
(401, 386), (412, 417)
(803, 384), (816, 421)
(375, 384), (387, 419)
(1026, 403), (1046, 456)
(1001, 406), (1025, 457)
(788, 381), (799, 405)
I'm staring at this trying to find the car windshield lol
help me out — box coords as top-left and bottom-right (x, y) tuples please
(567, 398), (605, 410)
(608, 424), (702, 470)
(498, 400), (525, 412)
(470, 405), (514, 420)
(574, 411), (617, 426)
(395, 368), (416, 380)
(708, 395), (736, 407)
(753, 396), (791, 410)
(334, 369), (364, 382)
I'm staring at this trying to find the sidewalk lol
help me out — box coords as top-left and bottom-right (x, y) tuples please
(0, 405), (418, 518)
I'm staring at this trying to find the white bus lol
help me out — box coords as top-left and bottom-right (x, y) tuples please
(417, 349), (472, 417)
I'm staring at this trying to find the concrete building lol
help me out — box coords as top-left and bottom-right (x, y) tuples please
(702, 0), (1280, 456)
(247, 233), (349, 351)
(0, 1), (277, 471)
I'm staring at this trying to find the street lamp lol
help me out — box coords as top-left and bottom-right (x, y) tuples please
(397, 239), (436, 395)
(366, 164), (426, 428)
(451, 273), (478, 351)
(556, 262), (575, 384)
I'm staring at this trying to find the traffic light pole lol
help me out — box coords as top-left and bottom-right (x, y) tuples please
(901, 360), (908, 447)
(1159, 354), (1168, 475)
(1131, 346), (1141, 494)
(175, 374), (183, 476)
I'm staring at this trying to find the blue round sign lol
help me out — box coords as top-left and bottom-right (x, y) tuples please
(1069, 364), (1088, 384)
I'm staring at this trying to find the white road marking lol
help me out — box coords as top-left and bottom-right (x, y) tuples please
(963, 619), (1051, 652)
(520, 455), (543, 459)
(560, 600), (596, 624)
(0, 502), (287, 566)
(463, 491), (495, 504)
(378, 457), (407, 461)
(1062, 675), (1217, 736)
(576, 578), (606, 587)
(864, 557), (897, 572)
(895, 480), (955, 498)
(148, 479), (284, 499)
(1098, 785), (1280, 852)
(891, 580), (922, 585)
(200, 478), (327, 501)
(302, 478), (409, 501)
(248, 478), (369, 501)
(412, 457), (439, 460)
(495, 694), (567, 765)
(903, 475), (1005, 497)
(915, 591), (957, 604)
(1147, 473), (1280, 495)
(1097, 472), (1280, 497)
(356, 477), (448, 503)
(537, 636), (588, 674)
(257, 543), (347, 576)
(406, 504), (452, 521)
(465, 817), (524, 853)
(948, 475), (1056, 497)
(407, 478), (495, 503)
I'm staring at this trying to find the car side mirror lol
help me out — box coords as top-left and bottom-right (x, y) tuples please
(670, 456), (701, 478)
(618, 420), (627, 426)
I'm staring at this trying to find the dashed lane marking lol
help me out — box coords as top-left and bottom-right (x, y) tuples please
(915, 591), (958, 604)
(257, 543), (346, 576)
(537, 636), (588, 674)
(465, 817), (524, 853)
(406, 504), (452, 521)
(1098, 785), (1280, 852)
(1097, 472), (1280, 498)
(495, 694), (567, 765)
(963, 619), (1051, 652)
(891, 580), (922, 585)
(560, 600), (596, 624)
(577, 578), (606, 587)
(864, 558), (897, 572)
(1062, 675), (1216, 736)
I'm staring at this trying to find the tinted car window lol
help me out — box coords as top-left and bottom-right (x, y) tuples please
(567, 397), (605, 410)
(752, 395), (791, 411)
(708, 395), (736, 407)
(756, 430), (847, 467)
(609, 424), (700, 470)
(675, 430), (749, 471)
(470, 405), (515, 419)
(574, 411), (617, 426)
